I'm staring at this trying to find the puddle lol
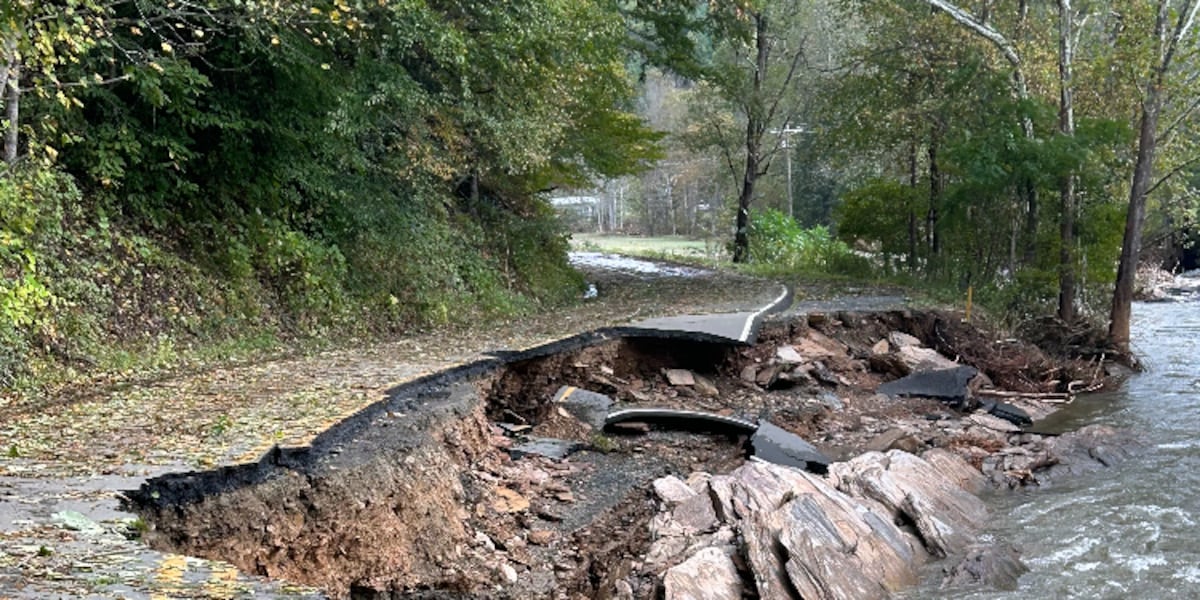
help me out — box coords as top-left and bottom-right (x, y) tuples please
(568, 252), (709, 277)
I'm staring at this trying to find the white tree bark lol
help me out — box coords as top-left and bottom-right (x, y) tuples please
(3, 36), (19, 165)
(918, 0), (1033, 138)
(1057, 0), (1078, 322)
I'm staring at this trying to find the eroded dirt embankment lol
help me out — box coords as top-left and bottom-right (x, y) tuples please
(124, 309), (1129, 599)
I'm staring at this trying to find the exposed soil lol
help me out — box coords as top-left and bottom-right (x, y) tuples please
(123, 308), (1115, 599)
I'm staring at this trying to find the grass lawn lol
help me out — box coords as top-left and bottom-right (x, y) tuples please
(570, 233), (724, 260)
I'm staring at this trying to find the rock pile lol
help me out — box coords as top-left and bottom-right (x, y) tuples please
(646, 449), (1009, 599)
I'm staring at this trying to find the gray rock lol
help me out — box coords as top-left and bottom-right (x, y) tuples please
(818, 391), (844, 411)
(672, 492), (719, 535)
(921, 448), (986, 494)
(659, 454), (995, 600)
(942, 543), (1028, 590)
(751, 422), (831, 473)
(744, 511), (793, 600)
(878, 366), (979, 403)
(891, 434), (926, 454)
(811, 361), (841, 387)
(553, 385), (613, 429)
(693, 374), (720, 398)
(653, 476), (697, 506)
(665, 369), (696, 386)
(756, 364), (788, 388)
(732, 462), (919, 600)
(865, 428), (908, 453)
(614, 579), (635, 600)
(740, 365), (759, 383)
(831, 450), (987, 557)
(664, 547), (742, 600)
(1036, 425), (1143, 483)
(896, 345), (960, 373)
(888, 331), (923, 348)
(509, 438), (582, 460)
(776, 345), (806, 364)
(968, 413), (1020, 433)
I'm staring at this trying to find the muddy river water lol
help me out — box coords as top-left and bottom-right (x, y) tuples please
(914, 300), (1200, 598)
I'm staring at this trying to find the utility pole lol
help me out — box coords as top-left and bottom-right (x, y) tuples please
(771, 126), (805, 219)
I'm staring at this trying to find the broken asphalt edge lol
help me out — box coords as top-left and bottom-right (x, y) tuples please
(122, 281), (793, 510)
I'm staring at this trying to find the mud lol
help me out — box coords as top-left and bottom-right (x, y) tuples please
(123, 309), (1117, 599)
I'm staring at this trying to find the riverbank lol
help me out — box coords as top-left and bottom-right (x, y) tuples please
(907, 300), (1200, 598)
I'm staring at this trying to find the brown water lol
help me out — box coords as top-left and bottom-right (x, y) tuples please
(916, 301), (1200, 598)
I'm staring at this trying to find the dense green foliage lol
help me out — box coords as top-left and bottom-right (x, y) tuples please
(0, 0), (662, 386)
(3, 0), (1198, 383)
(745, 208), (869, 276)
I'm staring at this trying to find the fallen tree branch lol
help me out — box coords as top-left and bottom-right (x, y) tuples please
(977, 389), (1071, 400)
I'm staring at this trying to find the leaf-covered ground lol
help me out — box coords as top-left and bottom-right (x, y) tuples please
(0, 262), (794, 598)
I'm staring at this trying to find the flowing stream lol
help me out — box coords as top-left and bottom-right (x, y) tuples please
(917, 301), (1200, 598)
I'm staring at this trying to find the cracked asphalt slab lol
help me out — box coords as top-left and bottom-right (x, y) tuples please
(0, 257), (794, 599)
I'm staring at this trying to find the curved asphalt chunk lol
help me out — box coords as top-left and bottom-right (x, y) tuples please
(603, 409), (830, 474)
(604, 408), (758, 434)
(623, 283), (792, 344)
(877, 365), (980, 404)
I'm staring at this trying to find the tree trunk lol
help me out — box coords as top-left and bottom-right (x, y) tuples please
(1021, 181), (1038, 265)
(1108, 0), (1198, 354)
(927, 133), (941, 258)
(1109, 89), (1161, 353)
(3, 38), (19, 166)
(908, 141), (919, 272)
(732, 12), (769, 264)
(1057, 0), (1078, 322)
(920, 0), (1040, 272)
(733, 134), (760, 262)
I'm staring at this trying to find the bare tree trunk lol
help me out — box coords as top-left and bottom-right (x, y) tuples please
(1057, 0), (1078, 322)
(927, 133), (941, 258)
(1110, 89), (1161, 353)
(908, 141), (919, 272)
(1021, 180), (1038, 265)
(733, 138), (760, 263)
(733, 12), (770, 264)
(1109, 0), (1199, 354)
(3, 38), (19, 166)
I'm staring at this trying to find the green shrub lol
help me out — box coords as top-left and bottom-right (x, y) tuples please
(0, 168), (74, 383)
(746, 208), (871, 276)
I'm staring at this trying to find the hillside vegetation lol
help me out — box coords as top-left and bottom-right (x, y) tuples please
(0, 1), (661, 388)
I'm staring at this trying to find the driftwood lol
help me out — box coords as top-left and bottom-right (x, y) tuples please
(977, 378), (1107, 404)
(975, 389), (1075, 404)
(977, 389), (1069, 400)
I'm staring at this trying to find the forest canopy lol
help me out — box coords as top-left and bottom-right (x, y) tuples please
(2, 0), (1198, 383)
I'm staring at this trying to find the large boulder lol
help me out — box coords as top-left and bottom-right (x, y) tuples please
(653, 450), (994, 599)
(713, 462), (921, 600)
(941, 543), (1028, 590)
(1035, 425), (1143, 483)
(830, 450), (988, 557)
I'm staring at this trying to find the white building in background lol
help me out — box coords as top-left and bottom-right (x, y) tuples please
(550, 196), (599, 216)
